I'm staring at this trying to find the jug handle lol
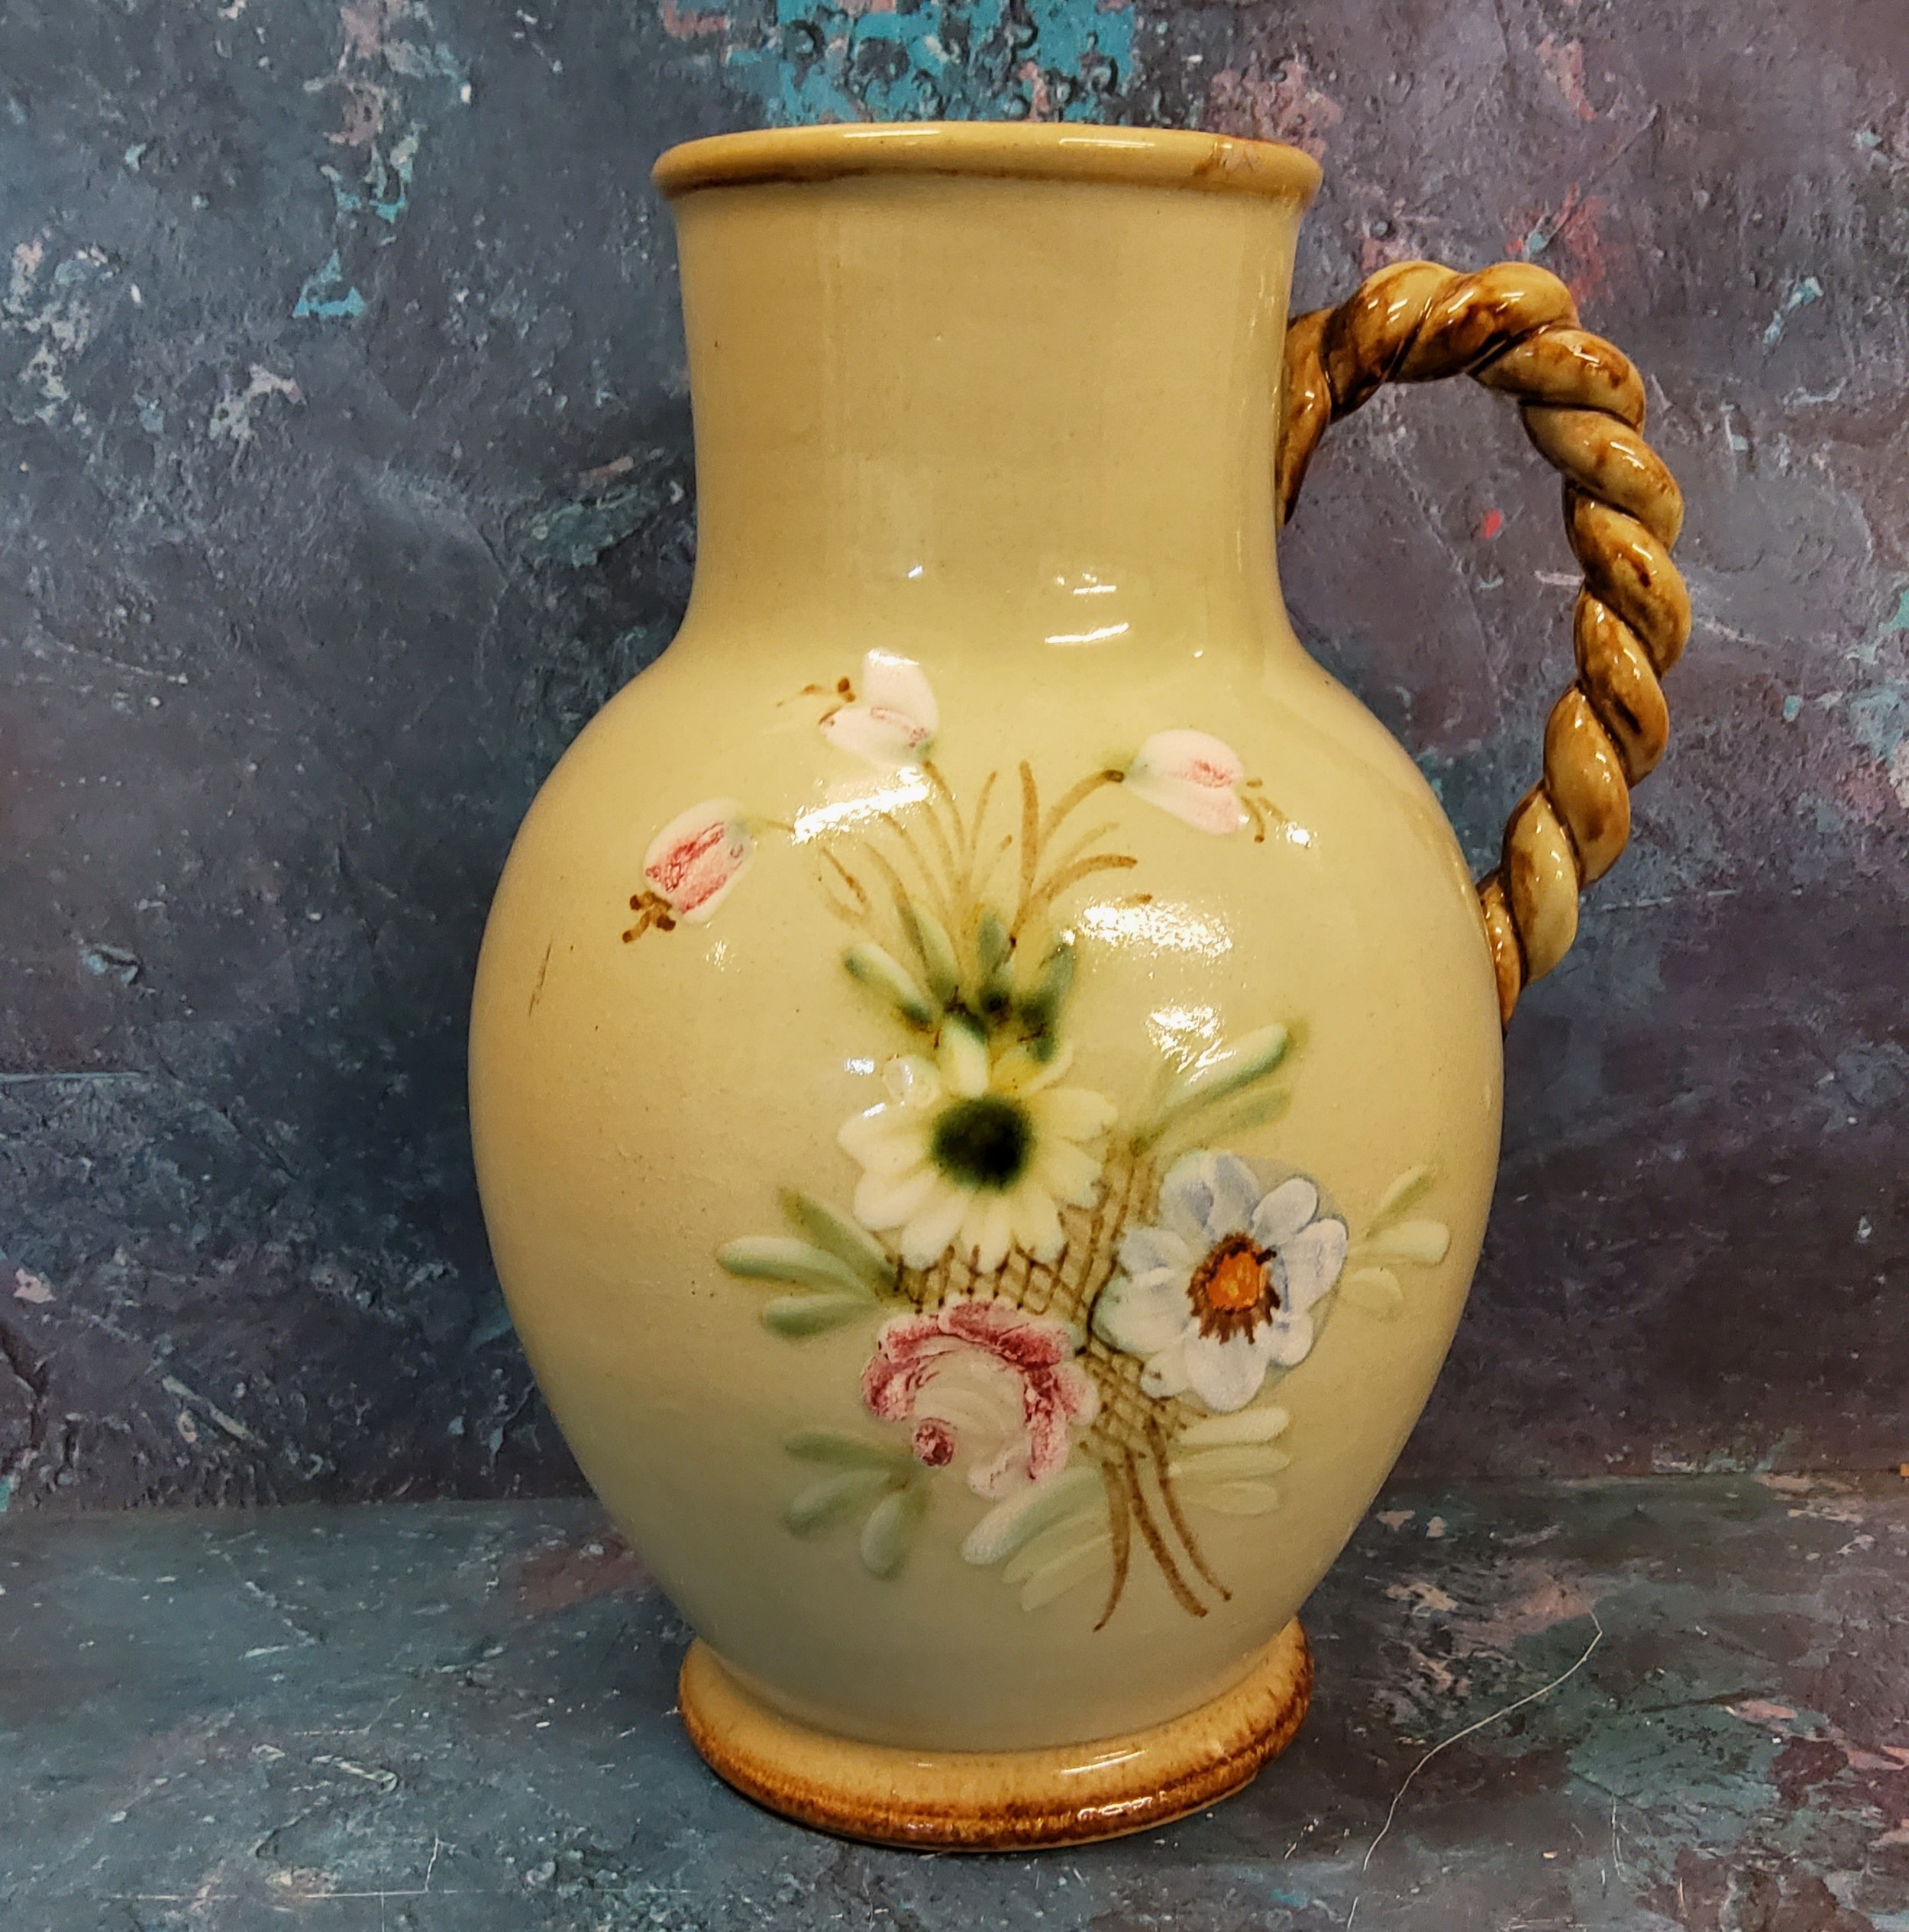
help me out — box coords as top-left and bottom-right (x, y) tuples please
(1274, 260), (1691, 1029)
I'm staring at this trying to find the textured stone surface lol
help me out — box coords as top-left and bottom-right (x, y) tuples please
(2, 2), (1906, 1507)
(4, 1480), (1908, 1929)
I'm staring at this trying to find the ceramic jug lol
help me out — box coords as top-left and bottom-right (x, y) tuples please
(470, 122), (1688, 1848)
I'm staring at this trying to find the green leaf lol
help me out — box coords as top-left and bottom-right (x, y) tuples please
(974, 909), (1014, 1015)
(783, 1430), (916, 1472)
(778, 1192), (897, 1294)
(1177, 1404), (1289, 1449)
(1019, 1536), (1110, 1611)
(719, 1236), (871, 1295)
(959, 1464), (1100, 1567)
(1356, 1220), (1451, 1267)
(1154, 1086), (1289, 1155)
(1139, 1023), (1290, 1142)
(1371, 1165), (1436, 1230)
(843, 942), (938, 1029)
(1340, 1265), (1405, 1317)
(1168, 1443), (1291, 1485)
(859, 1481), (929, 1579)
(1000, 1510), (1107, 1588)
(785, 1468), (891, 1536)
(762, 1294), (880, 1337)
(899, 900), (961, 1007)
(1016, 939), (1075, 1036)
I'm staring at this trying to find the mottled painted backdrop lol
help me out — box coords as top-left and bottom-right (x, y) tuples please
(2, 1), (1904, 1509)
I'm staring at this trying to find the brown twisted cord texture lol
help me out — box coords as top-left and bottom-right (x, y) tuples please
(1275, 260), (1692, 1028)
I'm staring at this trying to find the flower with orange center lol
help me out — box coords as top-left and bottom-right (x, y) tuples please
(1093, 1150), (1348, 1413)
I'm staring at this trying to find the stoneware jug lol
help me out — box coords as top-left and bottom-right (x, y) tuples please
(470, 122), (1688, 1848)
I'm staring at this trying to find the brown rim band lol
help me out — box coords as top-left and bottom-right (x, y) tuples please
(653, 121), (1322, 204)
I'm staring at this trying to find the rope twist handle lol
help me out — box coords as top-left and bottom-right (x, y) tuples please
(1275, 260), (1691, 1027)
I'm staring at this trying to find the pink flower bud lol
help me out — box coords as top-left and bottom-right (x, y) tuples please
(642, 798), (753, 922)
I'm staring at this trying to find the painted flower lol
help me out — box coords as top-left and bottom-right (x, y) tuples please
(1125, 729), (1249, 835)
(838, 1023), (1116, 1271)
(1094, 1150), (1348, 1412)
(819, 651), (938, 767)
(638, 797), (752, 926)
(862, 1298), (1099, 1498)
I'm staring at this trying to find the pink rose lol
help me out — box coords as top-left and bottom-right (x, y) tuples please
(862, 1298), (1099, 1498)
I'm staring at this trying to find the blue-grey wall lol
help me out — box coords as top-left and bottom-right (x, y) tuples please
(2, 0), (1904, 1507)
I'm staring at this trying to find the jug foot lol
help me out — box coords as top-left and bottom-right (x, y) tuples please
(677, 1619), (1312, 1850)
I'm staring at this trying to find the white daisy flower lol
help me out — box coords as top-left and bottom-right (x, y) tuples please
(1093, 1150), (1348, 1412)
(838, 1023), (1116, 1271)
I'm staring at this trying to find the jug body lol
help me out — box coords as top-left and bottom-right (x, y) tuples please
(472, 619), (1502, 1750)
(470, 127), (1504, 1767)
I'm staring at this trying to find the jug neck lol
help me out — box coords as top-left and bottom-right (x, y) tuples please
(664, 146), (1315, 668)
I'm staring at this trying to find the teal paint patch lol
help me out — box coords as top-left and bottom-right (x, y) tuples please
(318, 137), (415, 225)
(292, 5), (465, 320)
(1782, 694), (1803, 722)
(292, 250), (367, 321)
(1818, 591), (1909, 774)
(714, 0), (1134, 127)
(320, 166), (364, 218)
(0, 1473), (11, 1512)
(1846, 680), (1909, 763)
(80, 941), (141, 984)
(1568, 1691), (1787, 1860)
(1762, 273), (1823, 347)
(525, 484), (667, 569)
(368, 131), (418, 225)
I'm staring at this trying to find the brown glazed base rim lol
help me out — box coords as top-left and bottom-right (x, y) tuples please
(677, 1619), (1313, 1850)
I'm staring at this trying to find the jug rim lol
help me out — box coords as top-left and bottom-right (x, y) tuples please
(652, 121), (1321, 205)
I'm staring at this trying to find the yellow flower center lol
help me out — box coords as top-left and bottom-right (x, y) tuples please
(1186, 1233), (1277, 1341)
